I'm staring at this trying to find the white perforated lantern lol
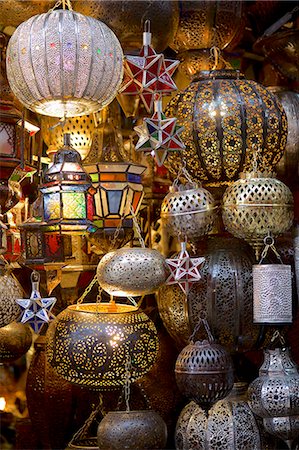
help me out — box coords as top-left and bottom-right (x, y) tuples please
(6, 9), (124, 118)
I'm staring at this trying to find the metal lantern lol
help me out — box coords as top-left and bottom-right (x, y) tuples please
(0, 322), (32, 363)
(46, 303), (159, 389)
(161, 183), (217, 240)
(6, 8), (124, 118)
(263, 416), (299, 448)
(222, 172), (294, 258)
(40, 134), (94, 232)
(253, 264), (292, 324)
(165, 70), (287, 185)
(175, 319), (234, 409)
(97, 410), (167, 450)
(41, 115), (95, 161)
(295, 235), (299, 302)
(0, 267), (22, 328)
(97, 247), (168, 297)
(158, 236), (259, 353)
(176, 384), (261, 450)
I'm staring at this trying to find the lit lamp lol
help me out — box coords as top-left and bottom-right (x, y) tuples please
(40, 133), (94, 233)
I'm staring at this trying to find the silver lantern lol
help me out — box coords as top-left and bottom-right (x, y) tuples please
(97, 247), (169, 297)
(295, 234), (299, 302)
(6, 8), (124, 118)
(253, 264), (292, 324)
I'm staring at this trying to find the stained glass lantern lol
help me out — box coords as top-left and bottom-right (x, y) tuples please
(6, 7), (124, 118)
(40, 134), (94, 233)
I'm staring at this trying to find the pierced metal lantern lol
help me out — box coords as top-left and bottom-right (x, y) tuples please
(46, 303), (159, 389)
(161, 183), (217, 240)
(222, 172), (294, 258)
(40, 134), (94, 233)
(175, 320), (234, 409)
(176, 384), (261, 450)
(97, 248), (168, 297)
(6, 8), (124, 118)
(165, 70), (287, 185)
(0, 322), (32, 363)
(0, 268), (22, 328)
(295, 235), (299, 302)
(253, 264), (292, 324)
(97, 410), (167, 450)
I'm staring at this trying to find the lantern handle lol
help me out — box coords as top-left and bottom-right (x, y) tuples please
(259, 233), (283, 265)
(189, 317), (215, 344)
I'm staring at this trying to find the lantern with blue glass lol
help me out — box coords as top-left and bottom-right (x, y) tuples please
(40, 133), (94, 234)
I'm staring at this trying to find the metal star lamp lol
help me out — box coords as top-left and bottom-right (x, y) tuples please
(134, 95), (185, 166)
(166, 242), (205, 296)
(16, 271), (56, 334)
(119, 20), (179, 114)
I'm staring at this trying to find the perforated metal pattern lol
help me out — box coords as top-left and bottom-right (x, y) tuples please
(6, 10), (123, 117)
(0, 273), (22, 328)
(161, 186), (217, 240)
(222, 175), (294, 251)
(295, 236), (299, 302)
(263, 416), (299, 443)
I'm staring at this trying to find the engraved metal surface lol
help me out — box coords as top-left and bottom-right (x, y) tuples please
(263, 416), (299, 443)
(294, 236), (299, 302)
(97, 248), (168, 297)
(0, 273), (22, 328)
(0, 322), (32, 363)
(253, 264), (292, 324)
(6, 10), (124, 118)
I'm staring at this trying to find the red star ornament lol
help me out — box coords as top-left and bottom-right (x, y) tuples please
(119, 28), (179, 113)
(166, 242), (205, 296)
(134, 97), (185, 166)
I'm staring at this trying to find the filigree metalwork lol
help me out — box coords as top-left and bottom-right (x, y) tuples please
(0, 272), (22, 328)
(0, 322), (32, 363)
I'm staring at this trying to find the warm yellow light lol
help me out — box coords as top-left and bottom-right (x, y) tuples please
(0, 397), (6, 411)
(17, 119), (40, 135)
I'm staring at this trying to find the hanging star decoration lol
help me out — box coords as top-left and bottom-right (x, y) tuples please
(166, 242), (205, 296)
(16, 271), (56, 334)
(119, 21), (179, 113)
(134, 96), (185, 166)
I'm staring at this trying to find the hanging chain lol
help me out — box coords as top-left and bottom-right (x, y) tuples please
(189, 317), (214, 344)
(259, 233), (283, 265)
(76, 273), (98, 305)
(124, 354), (132, 412)
(49, 0), (73, 12)
(173, 163), (196, 188)
(96, 284), (103, 303)
(270, 329), (286, 347)
(130, 205), (145, 248)
(109, 217), (124, 251)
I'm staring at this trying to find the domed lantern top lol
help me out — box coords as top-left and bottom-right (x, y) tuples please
(6, 8), (124, 118)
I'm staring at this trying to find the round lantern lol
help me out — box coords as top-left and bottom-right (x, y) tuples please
(0, 322), (32, 363)
(97, 410), (167, 450)
(165, 70), (287, 185)
(6, 8), (124, 118)
(222, 172), (294, 258)
(46, 303), (159, 389)
(175, 320), (234, 408)
(41, 115), (95, 160)
(161, 184), (217, 240)
(0, 269), (22, 328)
(176, 384), (261, 450)
(158, 236), (259, 353)
(97, 248), (168, 297)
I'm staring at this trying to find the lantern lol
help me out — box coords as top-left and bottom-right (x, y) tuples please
(6, 8), (124, 118)
(295, 234), (299, 302)
(0, 266), (22, 328)
(158, 236), (259, 353)
(165, 70), (287, 185)
(40, 134), (94, 233)
(222, 172), (294, 259)
(175, 319), (234, 409)
(46, 303), (159, 389)
(0, 322), (32, 363)
(97, 247), (168, 297)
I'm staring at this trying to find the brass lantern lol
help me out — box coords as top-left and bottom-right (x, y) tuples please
(165, 70), (287, 186)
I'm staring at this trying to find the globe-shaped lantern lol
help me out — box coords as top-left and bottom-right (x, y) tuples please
(165, 70), (287, 186)
(6, 8), (124, 118)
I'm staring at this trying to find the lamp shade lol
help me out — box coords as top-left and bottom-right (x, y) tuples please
(6, 9), (124, 118)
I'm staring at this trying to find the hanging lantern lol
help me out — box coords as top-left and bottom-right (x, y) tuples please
(97, 410), (167, 450)
(295, 234), (299, 302)
(6, 7), (124, 118)
(161, 182), (217, 241)
(41, 115), (95, 161)
(248, 347), (299, 448)
(165, 70), (287, 186)
(0, 265), (22, 328)
(222, 172), (294, 259)
(175, 319), (234, 409)
(0, 322), (32, 363)
(97, 247), (168, 297)
(158, 236), (259, 353)
(176, 383), (261, 450)
(40, 134), (94, 233)
(46, 302), (159, 389)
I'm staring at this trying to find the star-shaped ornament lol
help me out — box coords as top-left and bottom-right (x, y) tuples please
(134, 97), (185, 166)
(166, 242), (205, 296)
(119, 24), (179, 113)
(16, 271), (56, 334)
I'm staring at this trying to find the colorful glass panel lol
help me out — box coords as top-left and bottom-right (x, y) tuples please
(132, 191), (142, 212)
(127, 173), (142, 183)
(107, 190), (122, 215)
(45, 233), (63, 260)
(44, 193), (61, 221)
(99, 173), (127, 182)
(61, 192), (86, 219)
